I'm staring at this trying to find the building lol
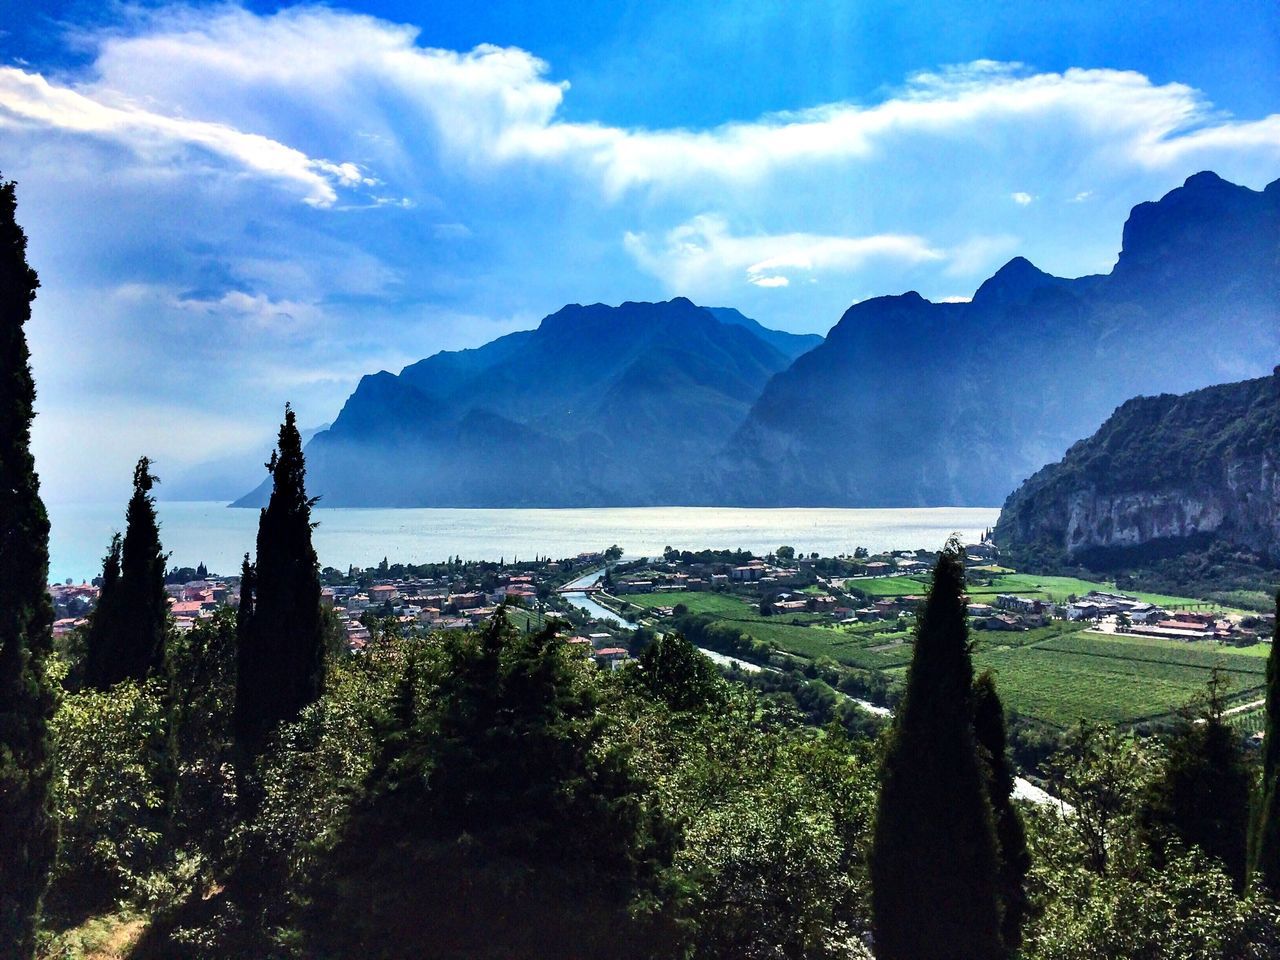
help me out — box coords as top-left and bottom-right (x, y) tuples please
(593, 647), (631, 671)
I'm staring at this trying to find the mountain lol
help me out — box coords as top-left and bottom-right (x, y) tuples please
(234, 299), (798, 507)
(162, 423), (330, 501)
(722, 171), (1280, 506)
(235, 171), (1278, 510)
(993, 368), (1280, 566)
(704, 307), (823, 361)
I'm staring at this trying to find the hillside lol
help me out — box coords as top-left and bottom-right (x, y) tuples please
(993, 368), (1280, 567)
(235, 299), (800, 507)
(722, 171), (1280, 506)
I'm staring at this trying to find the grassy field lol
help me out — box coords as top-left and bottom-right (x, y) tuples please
(970, 628), (1267, 726)
(847, 571), (1244, 612)
(506, 607), (550, 634)
(843, 576), (931, 597)
(619, 591), (829, 624)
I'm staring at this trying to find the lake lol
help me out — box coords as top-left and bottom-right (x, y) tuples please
(45, 501), (1000, 583)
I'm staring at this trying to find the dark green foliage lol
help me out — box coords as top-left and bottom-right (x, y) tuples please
(234, 406), (325, 758)
(1144, 671), (1251, 888)
(1252, 591), (1280, 895)
(973, 670), (1032, 949)
(631, 630), (726, 712)
(46, 679), (170, 915)
(167, 610), (238, 857)
(301, 612), (675, 958)
(0, 176), (56, 960)
(870, 540), (1004, 960)
(84, 457), (169, 690)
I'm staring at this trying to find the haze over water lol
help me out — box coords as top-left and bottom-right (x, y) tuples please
(46, 502), (1000, 583)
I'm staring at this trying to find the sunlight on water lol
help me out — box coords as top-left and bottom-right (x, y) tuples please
(46, 501), (999, 582)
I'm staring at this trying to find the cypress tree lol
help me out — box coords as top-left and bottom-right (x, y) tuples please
(973, 669), (1031, 950)
(234, 405), (325, 757)
(870, 539), (1004, 960)
(0, 176), (57, 960)
(83, 457), (169, 689)
(83, 533), (122, 687)
(1252, 590), (1280, 895)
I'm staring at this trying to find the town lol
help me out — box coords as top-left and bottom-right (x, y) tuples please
(50, 538), (1274, 685)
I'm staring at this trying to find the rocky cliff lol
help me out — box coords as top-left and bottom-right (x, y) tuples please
(994, 369), (1280, 565)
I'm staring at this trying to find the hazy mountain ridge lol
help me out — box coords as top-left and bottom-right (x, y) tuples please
(993, 368), (1280, 564)
(235, 299), (801, 507)
(722, 171), (1279, 506)
(234, 171), (1279, 509)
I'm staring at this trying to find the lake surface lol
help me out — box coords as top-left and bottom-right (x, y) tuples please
(46, 501), (1000, 583)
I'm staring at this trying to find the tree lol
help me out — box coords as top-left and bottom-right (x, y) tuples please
(1046, 722), (1156, 878)
(632, 632), (725, 712)
(870, 539), (1004, 960)
(234, 405), (326, 759)
(776, 545), (795, 562)
(1251, 590), (1280, 896)
(0, 176), (57, 960)
(1145, 670), (1251, 888)
(973, 670), (1031, 950)
(84, 457), (169, 690)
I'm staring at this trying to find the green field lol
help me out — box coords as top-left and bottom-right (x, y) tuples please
(506, 608), (550, 634)
(615, 573), (1269, 727)
(619, 591), (829, 624)
(843, 576), (932, 597)
(846, 571), (1242, 612)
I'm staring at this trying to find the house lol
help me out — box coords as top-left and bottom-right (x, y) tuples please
(52, 617), (83, 637)
(979, 614), (1022, 632)
(593, 648), (631, 671)
(864, 562), (892, 577)
(996, 595), (1043, 615)
(1067, 600), (1104, 621)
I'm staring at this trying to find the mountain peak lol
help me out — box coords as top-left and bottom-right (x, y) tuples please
(971, 256), (1065, 307)
(1115, 169), (1273, 279)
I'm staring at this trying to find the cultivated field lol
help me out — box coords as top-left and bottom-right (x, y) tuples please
(627, 584), (1270, 726)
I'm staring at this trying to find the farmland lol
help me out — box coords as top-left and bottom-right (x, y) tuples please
(972, 631), (1265, 726)
(626, 585), (1270, 726)
(845, 571), (1244, 611)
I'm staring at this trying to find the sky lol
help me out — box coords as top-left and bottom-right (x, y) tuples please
(2, 0), (1278, 502)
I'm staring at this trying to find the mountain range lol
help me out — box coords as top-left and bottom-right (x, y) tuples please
(235, 171), (1279, 509)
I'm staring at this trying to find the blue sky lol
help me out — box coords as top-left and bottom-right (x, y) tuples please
(2, 0), (1278, 501)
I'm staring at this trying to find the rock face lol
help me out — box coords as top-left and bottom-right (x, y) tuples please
(994, 369), (1280, 565)
(723, 171), (1279, 506)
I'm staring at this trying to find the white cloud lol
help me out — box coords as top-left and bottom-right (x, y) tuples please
(3, 9), (1278, 205)
(1011, 191), (1034, 205)
(750, 275), (790, 288)
(0, 66), (359, 205)
(1070, 190), (1094, 202)
(625, 215), (943, 294)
